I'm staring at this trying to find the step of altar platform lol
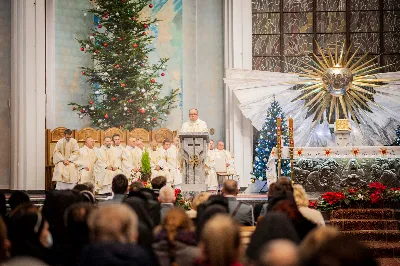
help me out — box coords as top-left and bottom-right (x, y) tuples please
(330, 219), (399, 231)
(377, 258), (400, 266)
(363, 242), (400, 258)
(342, 230), (400, 242)
(331, 208), (397, 220)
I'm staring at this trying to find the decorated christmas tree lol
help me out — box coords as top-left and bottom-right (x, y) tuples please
(392, 126), (400, 146)
(252, 98), (290, 180)
(70, 0), (179, 130)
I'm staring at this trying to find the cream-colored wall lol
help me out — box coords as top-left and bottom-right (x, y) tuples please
(0, 0), (11, 189)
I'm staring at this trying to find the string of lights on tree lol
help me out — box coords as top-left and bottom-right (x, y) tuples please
(251, 98), (290, 181)
(70, 0), (179, 130)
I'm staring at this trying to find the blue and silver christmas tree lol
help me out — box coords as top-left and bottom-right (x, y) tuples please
(392, 126), (400, 146)
(252, 98), (290, 180)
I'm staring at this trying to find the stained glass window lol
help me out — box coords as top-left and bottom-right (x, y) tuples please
(252, 0), (400, 72)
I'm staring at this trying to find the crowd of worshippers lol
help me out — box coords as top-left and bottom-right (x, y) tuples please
(0, 175), (378, 266)
(52, 129), (237, 193)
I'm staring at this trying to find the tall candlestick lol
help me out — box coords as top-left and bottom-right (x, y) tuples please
(277, 118), (282, 179)
(289, 117), (294, 183)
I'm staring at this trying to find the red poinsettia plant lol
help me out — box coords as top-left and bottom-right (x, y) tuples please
(316, 182), (400, 212)
(174, 188), (191, 210)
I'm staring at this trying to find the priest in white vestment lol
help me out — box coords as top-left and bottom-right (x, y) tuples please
(148, 141), (168, 179)
(94, 137), (118, 194)
(180, 108), (208, 133)
(157, 139), (182, 186)
(111, 134), (125, 174)
(205, 140), (218, 190)
(214, 141), (237, 176)
(122, 137), (141, 182)
(52, 129), (80, 190)
(77, 137), (97, 184)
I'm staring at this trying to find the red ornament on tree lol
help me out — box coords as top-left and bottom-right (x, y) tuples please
(104, 114), (109, 119)
(103, 43), (108, 47)
(80, 47), (85, 51)
(121, 83), (126, 87)
(98, 24), (102, 28)
(139, 108), (146, 114)
(94, 50), (99, 53)
(129, 99), (133, 103)
(119, 37), (123, 41)
(115, 64), (120, 69)
(81, 109), (85, 113)
(132, 17), (137, 21)
(142, 32), (147, 36)
(72, 107), (76, 111)
(89, 101), (94, 105)
(81, 71), (86, 75)
(143, 23), (148, 28)
(153, 117), (157, 121)
(150, 78), (155, 83)
(149, 4), (153, 8)
(161, 73), (165, 76)
(112, 97), (117, 101)
(133, 43), (138, 48)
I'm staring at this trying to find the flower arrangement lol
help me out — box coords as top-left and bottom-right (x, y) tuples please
(312, 182), (400, 212)
(174, 188), (191, 210)
(141, 179), (152, 189)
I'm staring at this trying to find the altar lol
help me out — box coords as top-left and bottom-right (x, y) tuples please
(269, 146), (400, 192)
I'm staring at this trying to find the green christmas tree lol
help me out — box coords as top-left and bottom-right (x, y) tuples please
(141, 150), (151, 181)
(252, 98), (290, 180)
(70, 0), (179, 130)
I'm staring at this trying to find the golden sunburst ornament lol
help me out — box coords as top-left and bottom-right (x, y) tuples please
(289, 42), (393, 127)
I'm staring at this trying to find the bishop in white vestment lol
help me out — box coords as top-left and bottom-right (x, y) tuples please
(111, 134), (125, 174)
(215, 141), (237, 176)
(52, 130), (80, 190)
(148, 141), (168, 179)
(77, 137), (97, 184)
(180, 108), (208, 133)
(205, 140), (218, 189)
(122, 137), (141, 182)
(157, 139), (182, 186)
(94, 137), (119, 194)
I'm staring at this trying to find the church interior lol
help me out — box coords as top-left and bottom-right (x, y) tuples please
(1, 0), (400, 265)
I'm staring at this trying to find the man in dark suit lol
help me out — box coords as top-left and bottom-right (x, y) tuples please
(158, 186), (176, 220)
(101, 174), (128, 204)
(222, 179), (254, 226)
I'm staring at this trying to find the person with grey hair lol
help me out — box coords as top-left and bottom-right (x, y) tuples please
(158, 186), (176, 220)
(180, 108), (208, 133)
(257, 239), (299, 266)
(78, 204), (151, 265)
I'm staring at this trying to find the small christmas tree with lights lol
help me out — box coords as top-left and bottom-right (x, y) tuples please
(392, 126), (400, 146)
(251, 98), (290, 181)
(70, 0), (178, 130)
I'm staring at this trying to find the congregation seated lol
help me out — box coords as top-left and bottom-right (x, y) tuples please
(186, 192), (210, 220)
(151, 176), (167, 200)
(153, 207), (199, 266)
(8, 191), (31, 211)
(0, 189), (379, 266)
(293, 184), (325, 227)
(159, 186), (176, 220)
(222, 180), (254, 226)
(101, 174), (128, 204)
(78, 204), (152, 266)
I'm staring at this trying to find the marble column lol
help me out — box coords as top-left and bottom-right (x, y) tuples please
(11, 0), (46, 190)
(224, 0), (253, 187)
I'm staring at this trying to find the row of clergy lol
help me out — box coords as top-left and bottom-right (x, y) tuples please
(52, 130), (237, 194)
